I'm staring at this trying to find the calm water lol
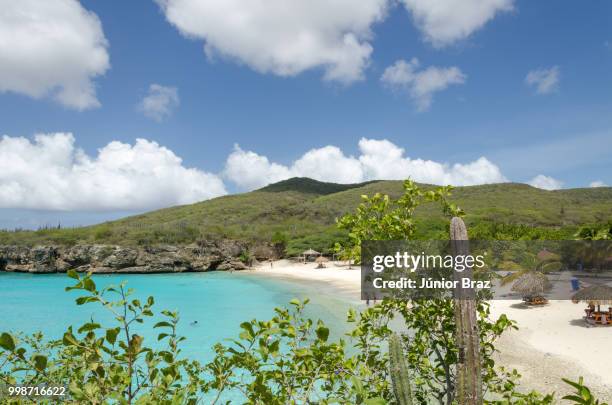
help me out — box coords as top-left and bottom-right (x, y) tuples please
(0, 272), (361, 362)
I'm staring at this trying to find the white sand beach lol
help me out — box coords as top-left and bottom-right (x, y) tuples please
(247, 259), (362, 298)
(490, 300), (612, 398)
(244, 260), (612, 399)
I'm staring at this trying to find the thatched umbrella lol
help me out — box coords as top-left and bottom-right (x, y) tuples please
(315, 256), (329, 268)
(572, 284), (612, 311)
(303, 249), (321, 256)
(511, 272), (551, 298)
(537, 249), (556, 261)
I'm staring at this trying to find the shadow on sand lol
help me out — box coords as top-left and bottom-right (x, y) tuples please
(569, 318), (590, 328)
(509, 302), (549, 309)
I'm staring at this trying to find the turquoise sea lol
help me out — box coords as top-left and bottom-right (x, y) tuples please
(0, 272), (361, 363)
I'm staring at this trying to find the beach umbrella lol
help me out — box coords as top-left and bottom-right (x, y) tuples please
(572, 285), (612, 308)
(537, 249), (556, 261)
(315, 256), (329, 268)
(303, 249), (321, 256)
(511, 272), (551, 297)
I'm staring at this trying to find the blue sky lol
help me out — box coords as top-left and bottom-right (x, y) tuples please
(0, 0), (611, 229)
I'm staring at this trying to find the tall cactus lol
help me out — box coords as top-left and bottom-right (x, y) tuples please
(388, 332), (413, 405)
(450, 217), (482, 404)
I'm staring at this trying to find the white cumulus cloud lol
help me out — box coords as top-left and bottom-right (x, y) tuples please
(525, 66), (560, 95)
(0, 0), (110, 110)
(589, 180), (608, 188)
(224, 146), (293, 190)
(155, 0), (388, 84)
(138, 84), (180, 122)
(224, 138), (506, 190)
(292, 146), (365, 184)
(528, 174), (563, 190)
(400, 0), (514, 47)
(0, 133), (226, 211)
(381, 58), (466, 111)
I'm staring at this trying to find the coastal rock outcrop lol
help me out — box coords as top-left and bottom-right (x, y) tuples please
(0, 246), (59, 273)
(0, 240), (255, 274)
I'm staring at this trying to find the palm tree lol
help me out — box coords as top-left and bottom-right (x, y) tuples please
(501, 249), (562, 286)
(570, 225), (612, 272)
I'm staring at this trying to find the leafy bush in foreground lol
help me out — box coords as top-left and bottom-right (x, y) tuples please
(0, 271), (386, 404)
(0, 272), (607, 404)
(0, 270), (201, 404)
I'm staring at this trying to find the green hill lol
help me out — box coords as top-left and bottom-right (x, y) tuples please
(1, 177), (611, 254)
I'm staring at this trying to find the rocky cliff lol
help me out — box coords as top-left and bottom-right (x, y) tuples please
(0, 241), (275, 274)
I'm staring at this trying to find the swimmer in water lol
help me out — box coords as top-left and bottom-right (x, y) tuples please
(190, 321), (198, 326)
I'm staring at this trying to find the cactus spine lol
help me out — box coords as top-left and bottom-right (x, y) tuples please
(388, 332), (413, 405)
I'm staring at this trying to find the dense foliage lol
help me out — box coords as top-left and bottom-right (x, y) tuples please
(1, 273), (606, 404)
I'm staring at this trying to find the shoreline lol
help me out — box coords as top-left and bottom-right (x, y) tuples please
(246, 260), (612, 399)
(239, 259), (362, 300)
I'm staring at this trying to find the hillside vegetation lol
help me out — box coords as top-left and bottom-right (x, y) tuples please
(1, 177), (611, 255)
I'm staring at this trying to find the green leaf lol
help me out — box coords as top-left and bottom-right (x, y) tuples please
(105, 328), (119, 345)
(364, 398), (387, 405)
(78, 322), (101, 333)
(351, 376), (365, 395)
(239, 322), (255, 339)
(561, 395), (585, 402)
(0, 332), (16, 351)
(67, 269), (79, 280)
(561, 378), (582, 390)
(316, 326), (330, 342)
(75, 296), (95, 305)
(129, 335), (144, 354)
(83, 277), (96, 292)
(63, 331), (79, 346)
(31, 353), (47, 371)
(269, 340), (280, 354)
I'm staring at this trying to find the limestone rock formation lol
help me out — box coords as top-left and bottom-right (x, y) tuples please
(0, 240), (257, 274)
